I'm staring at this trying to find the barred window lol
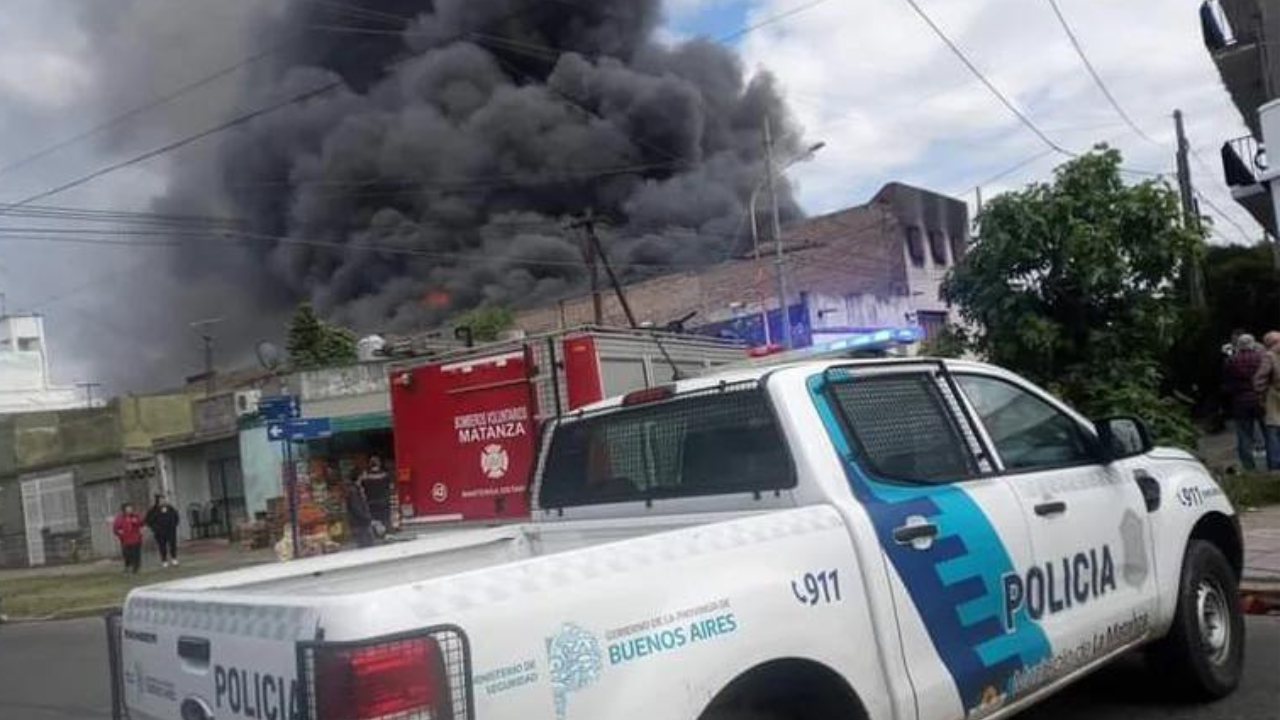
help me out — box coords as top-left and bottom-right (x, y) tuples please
(539, 384), (795, 507)
(828, 373), (977, 484)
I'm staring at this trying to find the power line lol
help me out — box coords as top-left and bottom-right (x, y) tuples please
(1, 81), (343, 211)
(1194, 188), (1255, 244)
(1045, 0), (1160, 146)
(0, 45), (282, 181)
(718, 0), (836, 44)
(898, 0), (1071, 156)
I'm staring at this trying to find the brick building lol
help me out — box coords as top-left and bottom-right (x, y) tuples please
(516, 182), (969, 346)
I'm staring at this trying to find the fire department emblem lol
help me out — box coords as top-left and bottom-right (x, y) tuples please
(431, 482), (448, 503)
(480, 444), (510, 480)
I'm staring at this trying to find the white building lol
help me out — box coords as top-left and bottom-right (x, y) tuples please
(0, 314), (85, 414)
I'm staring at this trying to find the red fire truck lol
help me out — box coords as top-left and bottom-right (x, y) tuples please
(388, 327), (746, 525)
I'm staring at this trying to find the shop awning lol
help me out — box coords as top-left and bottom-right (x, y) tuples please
(328, 412), (392, 434)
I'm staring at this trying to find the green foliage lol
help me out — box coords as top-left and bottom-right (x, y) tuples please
(453, 305), (515, 343)
(286, 302), (358, 370)
(1217, 471), (1280, 509)
(920, 324), (968, 359)
(942, 147), (1204, 447)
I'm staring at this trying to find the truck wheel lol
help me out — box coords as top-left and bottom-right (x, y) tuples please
(1150, 540), (1245, 700)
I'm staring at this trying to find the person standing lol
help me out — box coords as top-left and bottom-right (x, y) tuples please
(112, 503), (144, 574)
(345, 475), (375, 549)
(358, 455), (391, 530)
(1255, 331), (1280, 470)
(1224, 333), (1267, 471)
(144, 494), (181, 568)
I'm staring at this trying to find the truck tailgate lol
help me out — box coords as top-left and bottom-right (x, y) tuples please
(118, 592), (320, 720)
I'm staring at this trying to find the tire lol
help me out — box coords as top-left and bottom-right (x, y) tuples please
(1149, 539), (1245, 700)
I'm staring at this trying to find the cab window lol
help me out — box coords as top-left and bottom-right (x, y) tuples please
(828, 372), (977, 484)
(955, 374), (1097, 471)
(538, 383), (795, 508)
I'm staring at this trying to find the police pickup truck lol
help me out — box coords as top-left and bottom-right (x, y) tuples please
(113, 359), (1244, 720)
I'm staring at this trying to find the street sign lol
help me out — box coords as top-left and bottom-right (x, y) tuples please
(259, 395), (300, 422)
(267, 417), (332, 442)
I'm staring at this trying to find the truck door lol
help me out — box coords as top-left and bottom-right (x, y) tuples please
(810, 366), (1052, 720)
(951, 372), (1159, 688)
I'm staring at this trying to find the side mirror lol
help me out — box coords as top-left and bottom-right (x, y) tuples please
(1095, 416), (1154, 461)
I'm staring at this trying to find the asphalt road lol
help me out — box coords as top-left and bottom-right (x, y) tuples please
(0, 616), (1276, 720)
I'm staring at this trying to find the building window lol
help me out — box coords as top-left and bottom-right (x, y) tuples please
(906, 227), (925, 267)
(950, 235), (966, 264)
(33, 474), (78, 533)
(918, 310), (948, 340)
(928, 231), (948, 266)
(18, 338), (39, 352)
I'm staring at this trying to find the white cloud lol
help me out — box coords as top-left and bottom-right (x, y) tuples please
(0, 50), (91, 110)
(735, 0), (1262, 242)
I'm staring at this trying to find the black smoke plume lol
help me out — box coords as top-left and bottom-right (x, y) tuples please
(74, 0), (805, 388)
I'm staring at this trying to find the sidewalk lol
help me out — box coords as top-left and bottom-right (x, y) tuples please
(1242, 505), (1280, 591)
(0, 540), (276, 621)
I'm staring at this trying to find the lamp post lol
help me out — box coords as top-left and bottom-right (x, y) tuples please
(748, 135), (825, 349)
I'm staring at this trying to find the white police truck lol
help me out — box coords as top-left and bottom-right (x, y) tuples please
(112, 359), (1244, 720)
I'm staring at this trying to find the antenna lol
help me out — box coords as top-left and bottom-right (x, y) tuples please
(189, 317), (225, 393)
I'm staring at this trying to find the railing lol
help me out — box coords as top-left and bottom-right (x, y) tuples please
(1223, 134), (1268, 187)
(1201, 0), (1235, 51)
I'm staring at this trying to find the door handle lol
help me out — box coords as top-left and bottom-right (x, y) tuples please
(1034, 500), (1067, 517)
(893, 522), (939, 545)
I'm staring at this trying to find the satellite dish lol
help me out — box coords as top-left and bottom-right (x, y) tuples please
(255, 341), (283, 371)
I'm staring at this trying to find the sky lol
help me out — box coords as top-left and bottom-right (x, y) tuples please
(0, 0), (1264, 394)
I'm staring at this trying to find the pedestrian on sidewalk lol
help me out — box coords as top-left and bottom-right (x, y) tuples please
(1254, 331), (1280, 471)
(112, 503), (144, 574)
(1224, 333), (1267, 471)
(345, 474), (375, 549)
(144, 494), (181, 568)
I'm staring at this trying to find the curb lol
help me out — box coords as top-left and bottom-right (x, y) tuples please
(2, 603), (122, 625)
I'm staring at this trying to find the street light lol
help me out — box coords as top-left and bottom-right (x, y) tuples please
(748, 139), (825, 347)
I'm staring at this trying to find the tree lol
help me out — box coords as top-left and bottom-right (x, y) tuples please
(286, 302), (358, 370)
(942, 147), (1203, 446)
(453, 305), (515, 343)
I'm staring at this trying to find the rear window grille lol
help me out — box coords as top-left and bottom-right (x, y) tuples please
(828, 373), (977, 483)
(539, 382), (795, 508)
(299, 627), (472, 720)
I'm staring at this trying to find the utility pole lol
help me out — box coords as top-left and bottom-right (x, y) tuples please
(1174, 110), (1208, 310)
(75, 382), (102, 408)
(575, 214), (604, 325)
(764, 116), (792, 350)
(575, 218), (682, 379)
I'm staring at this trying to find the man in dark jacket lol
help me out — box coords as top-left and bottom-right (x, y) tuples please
(1224, 334), (1266, 470)
(144, 494), (181, 567)
(345, 477), (375, 549)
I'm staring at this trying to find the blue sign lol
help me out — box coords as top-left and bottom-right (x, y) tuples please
(693, 301), (814, 349)
(266, 417), (331, 442)
(258, 395), (300, 422)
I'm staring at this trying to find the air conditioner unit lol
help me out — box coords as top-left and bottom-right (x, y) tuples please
(235, 389), (262, 417)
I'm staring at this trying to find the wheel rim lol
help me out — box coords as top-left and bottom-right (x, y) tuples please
(1195, 577), (1231, 665)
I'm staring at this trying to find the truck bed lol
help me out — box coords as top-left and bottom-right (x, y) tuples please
(142, 511), (762, 599)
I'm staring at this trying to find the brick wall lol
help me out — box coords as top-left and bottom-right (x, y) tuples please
(517, 204), (909, 332)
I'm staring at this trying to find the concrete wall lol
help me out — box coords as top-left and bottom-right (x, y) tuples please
(119, 393), (194, 451)
(12, 406), (122, 473)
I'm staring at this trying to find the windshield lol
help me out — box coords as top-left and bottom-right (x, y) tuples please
(539, 383), (795, 508)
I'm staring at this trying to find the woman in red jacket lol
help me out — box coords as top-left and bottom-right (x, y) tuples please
(112, 503), (144, 574)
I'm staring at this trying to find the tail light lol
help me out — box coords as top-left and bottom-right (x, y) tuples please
(621, 385), (675, 406)
(302, 629), (471, 720)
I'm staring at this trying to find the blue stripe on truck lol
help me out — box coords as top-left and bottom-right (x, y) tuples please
(807, 375), (1050, 711)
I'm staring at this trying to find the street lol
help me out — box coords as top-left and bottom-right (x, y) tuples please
(0, 616), (1275, 720)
